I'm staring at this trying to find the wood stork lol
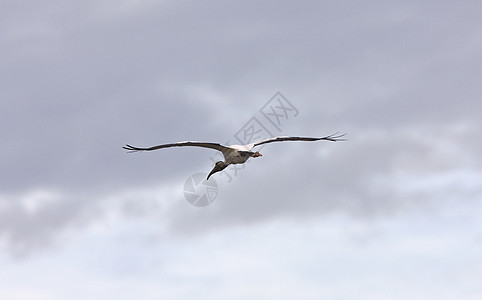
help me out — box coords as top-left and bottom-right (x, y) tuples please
(123, 133), (346, 179)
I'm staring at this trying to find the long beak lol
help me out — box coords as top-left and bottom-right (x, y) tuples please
(207, 168), (216, 180)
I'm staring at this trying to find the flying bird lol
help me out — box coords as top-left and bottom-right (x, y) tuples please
(123, 133), (346, 180)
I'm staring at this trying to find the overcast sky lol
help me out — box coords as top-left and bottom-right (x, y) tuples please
(1, 0), (481, 299)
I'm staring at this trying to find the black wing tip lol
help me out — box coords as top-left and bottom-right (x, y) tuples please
(323, 132), (348, 142)
(122, 144), (143, 153)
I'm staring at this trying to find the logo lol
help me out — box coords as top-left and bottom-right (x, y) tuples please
(183, 173), (218, 207)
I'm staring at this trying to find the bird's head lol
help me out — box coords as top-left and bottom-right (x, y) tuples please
(207, 161), (228, 180)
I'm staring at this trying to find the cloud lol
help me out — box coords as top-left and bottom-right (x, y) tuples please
(0, 189), (102, 257)
(2, 118), (479, 257)
(0, 1), (481, 298)
(162, 123), (481, 233)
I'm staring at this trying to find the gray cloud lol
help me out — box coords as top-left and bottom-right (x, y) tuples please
(0, 0), (481, 265)
(165, 126), (481, 234)
(0, 190), (102, 257)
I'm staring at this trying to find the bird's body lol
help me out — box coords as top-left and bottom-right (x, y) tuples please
(123, 133), (346, 179)
(223, 148), (253, 164)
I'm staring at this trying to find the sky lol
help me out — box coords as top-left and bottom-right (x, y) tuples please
(1, 0), (481, 299)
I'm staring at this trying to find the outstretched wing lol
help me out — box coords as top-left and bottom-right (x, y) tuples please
(252, 132), (347, 148)
(123, 141), (232, 155)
